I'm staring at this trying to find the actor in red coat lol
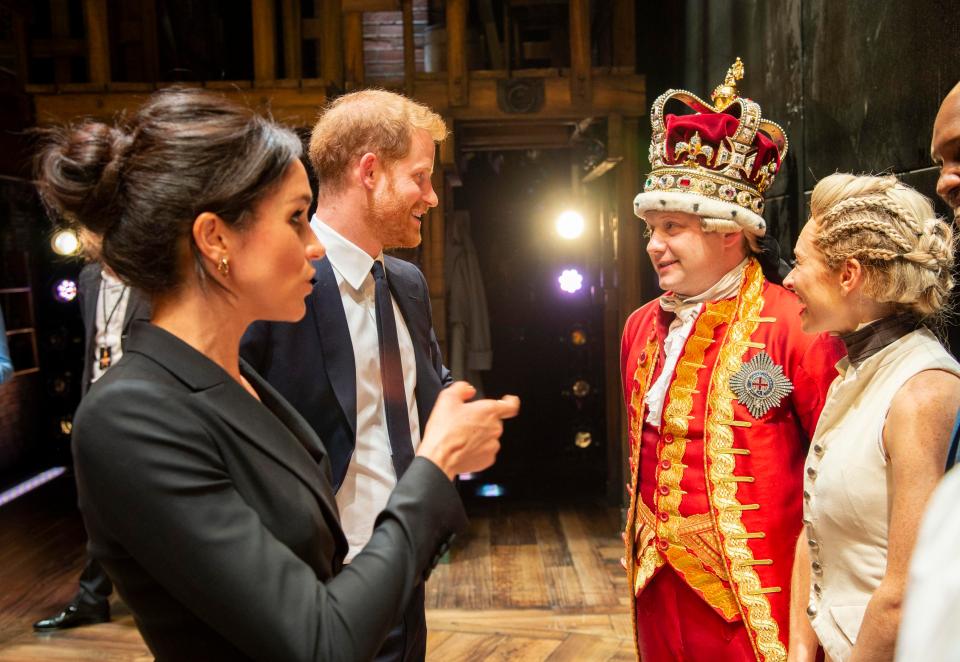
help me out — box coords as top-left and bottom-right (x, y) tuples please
(622, 59), (845, 662)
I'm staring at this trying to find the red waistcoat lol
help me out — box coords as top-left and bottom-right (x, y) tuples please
(620, 260), (845, 662)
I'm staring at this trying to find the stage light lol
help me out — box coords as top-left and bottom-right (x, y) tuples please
(574, 431), (593, 448)
(555, 210), (585, 239)
(476, 483), (505, 498)
(570, 328), (587, 346)
(572, 379), (591, 398)
(51, 229), (80, 256)
(558, 269), (583, 294)
(53, 279), (78, 303)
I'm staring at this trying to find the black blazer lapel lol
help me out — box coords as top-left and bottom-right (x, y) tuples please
(309, 258), (357, 438)
(131, 325), (342, 528)
(386, 260), (439, 433)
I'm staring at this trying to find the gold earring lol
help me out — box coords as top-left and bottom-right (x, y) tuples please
(217, 256), (230, 277)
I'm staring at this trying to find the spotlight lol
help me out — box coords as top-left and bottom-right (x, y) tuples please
(51, 229), (81, 256)
(570, 328), (587, 346)
(574, 431), (593, 448)
(558, 269), (583, 294)
(53, 279), (78, 303)
(572, 379), (591, 398)
(555, 210), (585, 239)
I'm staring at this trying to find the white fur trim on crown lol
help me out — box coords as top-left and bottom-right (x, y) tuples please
(633, 190), (767, 237)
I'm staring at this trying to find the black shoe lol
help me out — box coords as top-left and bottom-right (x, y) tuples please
(33, 602), (110, 631)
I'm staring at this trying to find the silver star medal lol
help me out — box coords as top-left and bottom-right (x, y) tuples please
(729, 351), (794, 418)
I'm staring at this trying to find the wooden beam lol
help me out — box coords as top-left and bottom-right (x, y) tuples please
(343, 0), (398, 9)
(281, 0), (302, 79)
(251, 0), (277, 83)
(401, 0), (415, 95)
(12, 11), (29, 85)
(478, 0), (503, 69)
(28, 71), (645, 125)
(568, 0), (591, 105)
(139, 0), (159, 82)
(422, 166), (447, 352)
(50, 0), (72, 84)
(612, 0), (635, 70)
(446, 0), (467, 106)
(343, 11), (364, 88)
(321, 0), (343, 87)
(83, 0), (110, 85)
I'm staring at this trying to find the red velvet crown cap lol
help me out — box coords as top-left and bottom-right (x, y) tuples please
(634, 58), (789, 237)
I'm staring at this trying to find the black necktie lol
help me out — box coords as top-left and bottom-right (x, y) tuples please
(371, 261), (415, 477)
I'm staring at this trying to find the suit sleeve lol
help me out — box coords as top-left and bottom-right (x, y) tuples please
(74, 380), (466, 662)
(418, 269), (453, 388)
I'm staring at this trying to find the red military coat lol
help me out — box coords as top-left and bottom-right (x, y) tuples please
(620, 260), (845, 662)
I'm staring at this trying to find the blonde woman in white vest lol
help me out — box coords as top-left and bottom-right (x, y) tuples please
(781, 173), (960, 662)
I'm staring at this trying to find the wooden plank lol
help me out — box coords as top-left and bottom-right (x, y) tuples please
(440, 514), (492, 610)
(50, 0), (73, 83)
(423, 166), (446, 349)
(343, 0), (398, 9)
(139, 0), (159, 82)
(29, 73), (645, 125)
(546, 632), (622, 662)
(281, 0), (302, 79)
(343, 11), (364, 88)
(612, 0), (635, 69)
(320, 0), (343, 88)
(558, 511), (617, 607)
(491, 543), (550, 608)
(82, 0), (110, 85)
(12, 11), (29, 85)
(568, 0), (591, 105)
(445, 0), (467, 106)
(251, 0), (277, 82)
(401, 0), (415, 95)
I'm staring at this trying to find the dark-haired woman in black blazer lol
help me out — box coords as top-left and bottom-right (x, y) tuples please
(37, 88), (518, 662)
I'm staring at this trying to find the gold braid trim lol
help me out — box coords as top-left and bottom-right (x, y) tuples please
(624, 333), (661, 656)
(704, 260), (787, 662)
(651, 297), (737, 620)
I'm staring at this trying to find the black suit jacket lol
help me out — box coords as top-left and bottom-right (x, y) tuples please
(73, 322), (466, 662)
(241, 255), (453, 488)
(77, 262), (151, 394)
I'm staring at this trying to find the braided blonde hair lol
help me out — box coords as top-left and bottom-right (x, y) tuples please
(811, 173), (955, 322)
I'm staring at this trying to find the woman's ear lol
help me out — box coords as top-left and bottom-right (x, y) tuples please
(838, 257), (865, 295)
(192, 211), (228, 264)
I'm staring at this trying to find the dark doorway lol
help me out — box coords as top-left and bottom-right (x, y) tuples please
(454, 149), (607, 501)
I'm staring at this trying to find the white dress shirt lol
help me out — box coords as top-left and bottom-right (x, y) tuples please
(91, 269), (130, 383)
(311, 217), (420, 562)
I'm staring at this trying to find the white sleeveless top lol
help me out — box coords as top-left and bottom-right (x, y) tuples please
(802, 327), (960, 662)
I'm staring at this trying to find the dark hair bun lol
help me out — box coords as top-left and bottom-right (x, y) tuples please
(36, 121), (131, 236)
(34, 88), (303, 296)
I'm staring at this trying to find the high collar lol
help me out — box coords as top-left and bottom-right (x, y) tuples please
(839, 313), (919, 368)
(310, 215), (384, 291)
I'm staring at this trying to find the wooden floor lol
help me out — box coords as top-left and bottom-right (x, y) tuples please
(0, 474), (633, 661)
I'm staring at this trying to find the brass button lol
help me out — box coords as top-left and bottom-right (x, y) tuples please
(803, 490), (811, 500)
(813, 443), (824, 456)
(806, 604), (817, 617)
(807, 467), (817, 479)
(813, 583), (822, 595)
(658, 485), (670, 496)
(812, 560), (823, 575)
(808, 538), (819, 550)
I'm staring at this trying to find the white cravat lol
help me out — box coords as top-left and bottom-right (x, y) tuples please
(644, 259), (749, 427)
(310, 216), (420, 563)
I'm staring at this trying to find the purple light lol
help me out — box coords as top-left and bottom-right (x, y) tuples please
(54, 279), (78, 303)
(0, 467), (67, 508)
(558, 269), (584, 294)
